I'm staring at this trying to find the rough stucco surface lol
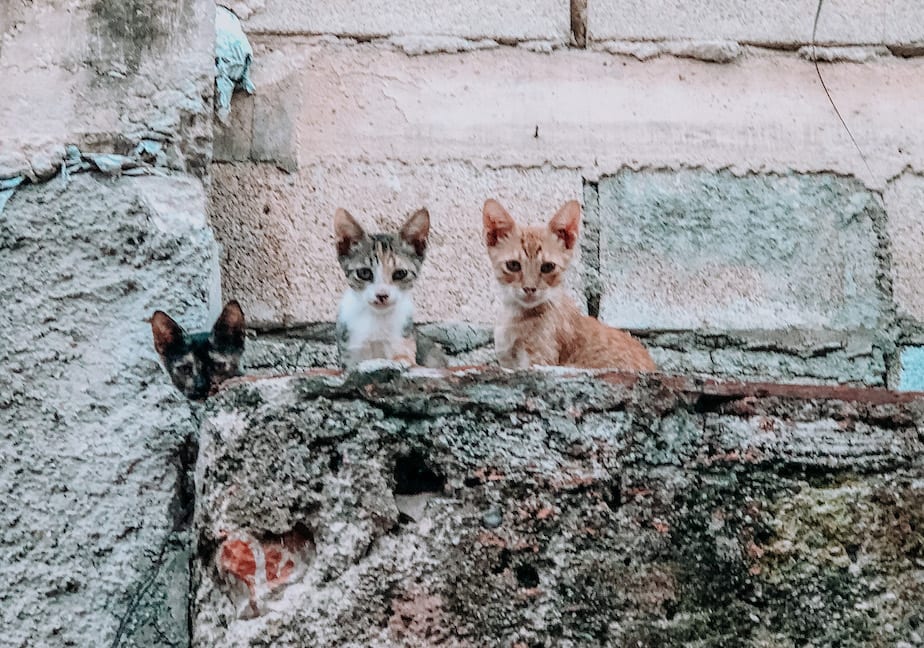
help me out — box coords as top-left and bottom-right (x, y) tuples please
(587, 0), (924, 46)
(596, 170), (887, 331)
(0, 174), (218, 647)
(193, 367), (924, 646)
(237, 0), (570, 42)
(0, 0), (214, 179)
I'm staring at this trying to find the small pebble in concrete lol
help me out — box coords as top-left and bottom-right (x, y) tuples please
(482, 508), (503, 529)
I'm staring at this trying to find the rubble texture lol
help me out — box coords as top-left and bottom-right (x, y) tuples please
(0, 174), (219, 646)
(194, 368), (924, 646)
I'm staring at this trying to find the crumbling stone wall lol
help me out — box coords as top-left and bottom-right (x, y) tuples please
(194, 367), (924, 646)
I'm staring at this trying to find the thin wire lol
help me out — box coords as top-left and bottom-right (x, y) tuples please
(812, 0), (874, 179)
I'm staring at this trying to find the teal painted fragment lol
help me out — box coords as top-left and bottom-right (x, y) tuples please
(898, 347), (924, 391)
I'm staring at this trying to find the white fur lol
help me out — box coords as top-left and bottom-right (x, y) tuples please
(337, 285), (414, 366)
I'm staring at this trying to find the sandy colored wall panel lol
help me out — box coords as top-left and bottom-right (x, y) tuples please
(215, 40), (924, 187)
(0, 0), (214, 178)
(886, 173), (924, 325)
(237, 0), (570, 42)
(587, 0), (924, 47)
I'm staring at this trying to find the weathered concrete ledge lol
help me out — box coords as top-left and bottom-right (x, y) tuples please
(194, 366), (924, 646)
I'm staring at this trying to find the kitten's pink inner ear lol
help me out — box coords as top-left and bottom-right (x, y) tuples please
(400, 208), (430, 256)
(213, 301), (246, 347)
(219, 300), (245, 330)
(333, 208), (366, 256)
(548, 200), (581, 250)
(151, 311), (185, 357)
(483, 199), (516, 247)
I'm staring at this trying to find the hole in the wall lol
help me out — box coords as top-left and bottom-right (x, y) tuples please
(663, 599), (678, 620)
(328, 451), (342, 475)
(693, 393), (741, 414)
(393, 449), (446, 495)
(263, 521), (316, 553)
(492, 548), (511, 575)
(845, 543), (860, 563)
(603, 480), (622, 511)
(515, 563), (540, 588)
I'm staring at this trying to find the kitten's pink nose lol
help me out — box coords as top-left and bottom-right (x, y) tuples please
(375, 292), (390, 304)
(523, 287), (537, 295)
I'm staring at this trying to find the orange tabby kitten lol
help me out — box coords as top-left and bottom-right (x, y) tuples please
(483, 199), (656, 371)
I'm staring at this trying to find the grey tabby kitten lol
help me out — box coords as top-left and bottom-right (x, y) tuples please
(334, 207), (441, 369)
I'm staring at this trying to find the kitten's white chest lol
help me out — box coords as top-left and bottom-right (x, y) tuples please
(337, 290), (415, 365)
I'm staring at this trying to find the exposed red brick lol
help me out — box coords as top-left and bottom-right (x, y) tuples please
(220, 538), (257, 584)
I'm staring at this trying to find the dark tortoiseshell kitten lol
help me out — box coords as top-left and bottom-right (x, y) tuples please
(150, 301), (246, 400)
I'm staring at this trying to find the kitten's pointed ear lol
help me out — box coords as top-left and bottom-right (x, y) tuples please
(399, 208), (430, 257)
(151, 311), (187, 357)
(334, 208), (367, 257)
(548, 200), (581, 250)
(211, 300), (246, 351)
(483, 199), (516, 247)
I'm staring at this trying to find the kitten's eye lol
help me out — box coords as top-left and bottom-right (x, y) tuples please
(392, 269), (408, 281)
(540, 262), (556, 274)
(505, 260), (521, 272)
(355, 268), (373, 281)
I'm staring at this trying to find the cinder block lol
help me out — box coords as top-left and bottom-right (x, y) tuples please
(241, 0), (570, 42)
(885, 173), (924, 323)
(596, 170), (887, 331)
(210, 161), (583, 327)
(234, 40), (924, 185)
(587, 0), (924, 47)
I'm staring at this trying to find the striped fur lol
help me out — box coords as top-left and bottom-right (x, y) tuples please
(334, 208), (429, 369)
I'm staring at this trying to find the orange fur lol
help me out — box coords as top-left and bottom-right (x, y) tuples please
(483, 199), (656, 371)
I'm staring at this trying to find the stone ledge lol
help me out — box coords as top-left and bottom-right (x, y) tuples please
(241, 324), (890, 388)
(194, 368), (924, 646)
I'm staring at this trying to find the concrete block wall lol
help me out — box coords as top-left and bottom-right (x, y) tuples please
(211, 1), (924, 387)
